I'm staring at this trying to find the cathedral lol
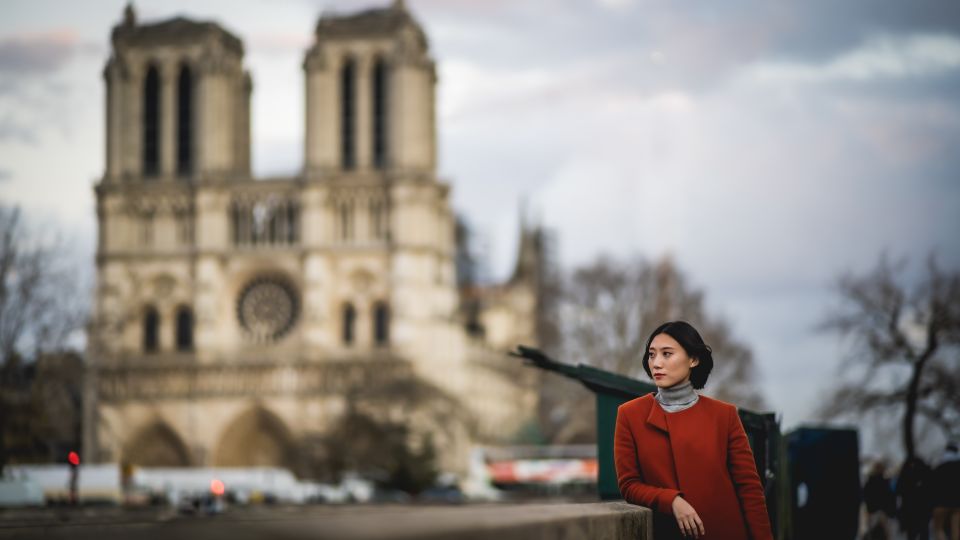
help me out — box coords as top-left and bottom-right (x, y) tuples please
(83, 1), (545, 477)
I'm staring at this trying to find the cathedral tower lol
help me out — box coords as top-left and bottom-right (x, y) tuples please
(103, 3), (251, 183)
(303, 0), (436, 177)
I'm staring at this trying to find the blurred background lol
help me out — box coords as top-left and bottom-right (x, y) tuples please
(0, 0), (958, 537)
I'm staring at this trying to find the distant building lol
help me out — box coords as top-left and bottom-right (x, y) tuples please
(84, 1), (546, 477)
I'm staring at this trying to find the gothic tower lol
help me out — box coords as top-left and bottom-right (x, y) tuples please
(103, 3), (251, 183)
(299, 0), (459, 392)
(304, 0), (436, 176)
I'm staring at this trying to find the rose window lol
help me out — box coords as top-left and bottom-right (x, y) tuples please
(237, 277), (299, 342)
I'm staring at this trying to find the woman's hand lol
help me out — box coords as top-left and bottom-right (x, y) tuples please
(672, 495), (706, 538)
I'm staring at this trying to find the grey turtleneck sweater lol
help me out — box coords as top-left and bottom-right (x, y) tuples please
(655, 380), (699, 412)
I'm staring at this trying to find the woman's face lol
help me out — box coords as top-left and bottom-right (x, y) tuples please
(648, 333), (699, 388)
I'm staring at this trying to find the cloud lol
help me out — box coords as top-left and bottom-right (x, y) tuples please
(742, 33), (960, 86)
(0, 120), (38, 145)
(0, 76), (86, 145)
(440, 59), (570, 120)
(0, 168), (11, 182)
(0, 29), (101, 145)
(425, 0), (960, 100)
(248, 32), (312, 56)
(767, 0), (960, 62)
(594, 0), (636, 12)
(0, 30), (81, 76)
(0, 27), (103, 146)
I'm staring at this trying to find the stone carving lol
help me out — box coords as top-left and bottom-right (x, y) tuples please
(350, 269), (374, 294)
(97, 359), (413, 402)
(153, 274), (176, 298)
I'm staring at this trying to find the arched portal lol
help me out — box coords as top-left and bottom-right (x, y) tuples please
(123, 420), (191, 467)
(214, 407), (294, 468)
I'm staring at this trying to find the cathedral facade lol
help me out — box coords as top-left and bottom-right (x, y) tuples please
(84, 1), (542, 477)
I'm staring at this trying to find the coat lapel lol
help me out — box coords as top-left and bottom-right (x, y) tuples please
(646, 397), (669, 432)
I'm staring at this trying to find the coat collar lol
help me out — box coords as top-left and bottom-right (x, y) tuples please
(645, 393), (669, 432)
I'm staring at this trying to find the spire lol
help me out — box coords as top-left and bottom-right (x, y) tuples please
(393, 0), (407, 11)
(518, 195), (528, 232)
(123, 2), (137, 28)
(509, 202), (542, 287)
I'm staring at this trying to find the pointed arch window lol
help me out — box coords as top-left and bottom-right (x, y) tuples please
(230, 199), (300, 247)
(231, 202), (243, 245)
(176, 63), (193, 176)
(175, 306), (193, 351)
(143, 306), (160, 353)
(342, 302), (356, 346)
(286, 201), (299, 244)
(372, 58), (389, 169)
(143, 64), (161, 177)
(340, 58), (356, 170)
(373, 301), (389, 346)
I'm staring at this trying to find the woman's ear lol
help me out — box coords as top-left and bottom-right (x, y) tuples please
(690, 357), (700, 368)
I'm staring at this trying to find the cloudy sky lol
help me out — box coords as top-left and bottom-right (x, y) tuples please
(2, 0), (958, 456)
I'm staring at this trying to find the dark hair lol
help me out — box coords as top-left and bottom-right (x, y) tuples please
(642, 320), (714, 390)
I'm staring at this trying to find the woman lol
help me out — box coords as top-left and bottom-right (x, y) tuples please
(614, 321), (773, 539)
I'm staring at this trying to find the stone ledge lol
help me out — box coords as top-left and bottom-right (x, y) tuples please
(303, 502), (654, 540)
(0, 502), (653, 540)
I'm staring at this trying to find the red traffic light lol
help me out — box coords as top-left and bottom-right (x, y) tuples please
(68, 451), (80, 466)
(210, 478), (225, 496)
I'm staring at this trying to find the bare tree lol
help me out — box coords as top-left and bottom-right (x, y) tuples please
(0, 205), (86, 363)
(298, 365), (474, 488)
(0, 204), (89, 466)
(818, 254), (960, 460)
(538, 254), (767, 444)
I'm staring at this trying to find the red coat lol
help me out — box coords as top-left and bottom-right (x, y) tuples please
(614, 393), (774, 540)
